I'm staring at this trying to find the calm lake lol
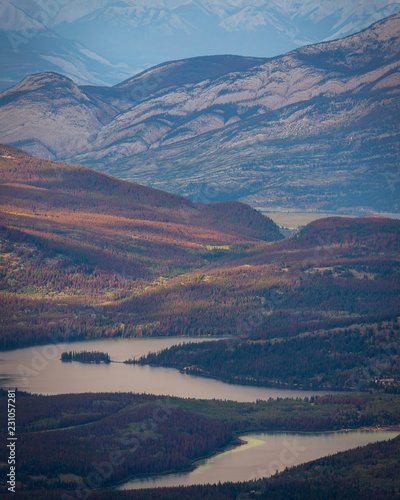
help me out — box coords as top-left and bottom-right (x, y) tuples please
(0, 337), (335, 401)
(117, 430), (399, 490)
(1, 337), (397, 492)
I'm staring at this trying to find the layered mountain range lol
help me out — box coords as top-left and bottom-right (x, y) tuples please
(0, 2), (134, 90)
(1, 0), (399, 90)
(1, 13), (399, 212)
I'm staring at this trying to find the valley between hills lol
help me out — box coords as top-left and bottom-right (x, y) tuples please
(1, 144), (399, 391)
(0, 146), (399, 498)
(1, 11), (400, 499)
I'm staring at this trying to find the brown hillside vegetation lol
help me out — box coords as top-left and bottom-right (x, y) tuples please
(0, 145), (399, 361)
(0, 145), (282, 348)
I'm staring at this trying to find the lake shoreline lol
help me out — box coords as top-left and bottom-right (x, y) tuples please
(136, 361), (346, 392)
(0, 334), (229, 353)
(110, 427), (400, 492)
(0, 337), (338, 400)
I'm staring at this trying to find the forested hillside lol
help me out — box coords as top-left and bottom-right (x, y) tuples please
(1, 145), (399, 391)
(134, 216), (400, 390)
(0, 145), (281, 349)
(1, 391), (399, 496)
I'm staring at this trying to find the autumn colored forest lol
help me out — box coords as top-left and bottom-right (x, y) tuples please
(1, 144), (400, 389)
(0, 144), (282, 347)
(0, 146), (400, 499)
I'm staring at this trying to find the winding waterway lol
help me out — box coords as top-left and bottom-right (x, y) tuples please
(0, 337), (334, 400)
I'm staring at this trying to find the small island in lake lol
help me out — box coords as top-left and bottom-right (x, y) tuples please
(61, 351), (111, 364)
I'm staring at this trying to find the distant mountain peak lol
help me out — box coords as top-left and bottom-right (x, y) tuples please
(0, 12), (399, 213)
(0, 72), (80, 102)
(1, 0), (399, 90)
(9, 71), (73, 88)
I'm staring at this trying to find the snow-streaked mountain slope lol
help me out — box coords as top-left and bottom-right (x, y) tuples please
(0, 13), (399, 213)
(1, 0), (399, 90)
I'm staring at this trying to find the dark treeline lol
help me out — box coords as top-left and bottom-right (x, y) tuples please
(6, 435), (400, 499)
(1, 148), (399, 353)
(1, 249), (399, 351)
(0, 392), (233, 494)
(61, 351), (111, 364)
(1, 390), (400, 496)
(136, 320), (400, 391)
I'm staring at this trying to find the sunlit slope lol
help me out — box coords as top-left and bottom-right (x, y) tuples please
(1, 145), (398, 354)
(0, 145), (282, 348)
(111, 214), (400, 337)
(133, 217), (400, 390)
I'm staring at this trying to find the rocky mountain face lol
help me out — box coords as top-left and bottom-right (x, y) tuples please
(0, 54), (266, 158)
(1, 0), (399, 91)
(0, 13), (399, 213)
